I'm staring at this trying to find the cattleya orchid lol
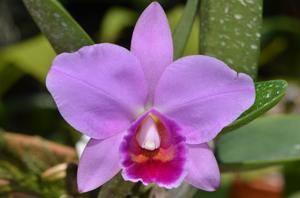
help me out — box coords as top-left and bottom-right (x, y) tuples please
(46, 2), (255, 193)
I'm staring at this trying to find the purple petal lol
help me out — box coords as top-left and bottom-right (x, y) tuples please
(131, 2), (173, 101)
(120, 110), (187, 188)
(46, 44), (147, 139)
(77, 133), (124, 192)
(154, 55), (255, 144)
(185, 144), (220, 191)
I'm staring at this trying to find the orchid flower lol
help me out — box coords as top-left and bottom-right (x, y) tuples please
(46, 2), (255, 193)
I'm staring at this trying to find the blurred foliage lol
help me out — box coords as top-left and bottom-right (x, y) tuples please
(259, 16), (300, 79)
(172, 0), (199, 59)
(0, 131), (76, 197)
(0, 0), (300, 197)
(99, 7), (137, 43)
(217, 115), (300, 168)
(0, 36), (55, 81)
(284, 161), (300, 197)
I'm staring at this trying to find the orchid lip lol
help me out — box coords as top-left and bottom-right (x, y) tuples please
(136, 114), (161, 151)
(120, 110), (188, 188)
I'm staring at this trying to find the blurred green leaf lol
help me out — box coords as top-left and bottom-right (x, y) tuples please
(168, 7), (183, 34)
(223, 80), (287, 133)
(259, 37), (288, 65)
(217, 115), (300, 168)
(0, 160), (23, 180)
(0, 36), (55, 81)
(168, 6), (199, 56)
(0, 64), (24, 97)
(262, 16), (300, 39)
(289, 192), (300, 198)
(284, 162), (300, 197)
(99, 7), (136, 43)
(259, 16), (300, 75)
(98, 174), (136, 198)
(22, 0), (94, 53)
(199, 0), (262, 78)
(173, 0), (199, 59)
(167, 183), (197, 198)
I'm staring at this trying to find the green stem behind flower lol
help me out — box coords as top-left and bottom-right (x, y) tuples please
(173, 0), (200, 59)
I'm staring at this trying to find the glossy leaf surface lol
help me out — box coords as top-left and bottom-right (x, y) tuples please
(217, 116), (300, 167)
(199, 0), (263, 78)
(23, 0), (94, 53)
(223, 80), (287, 133)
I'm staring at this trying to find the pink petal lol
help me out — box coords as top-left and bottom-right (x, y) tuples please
(120, 110), (187, 188)
(154, 55), (255, 144)
(77, 133), (124, 192)
(185, 144), (220, 191)
(46, 44), (147, 139)
(131, 2), (173, 102)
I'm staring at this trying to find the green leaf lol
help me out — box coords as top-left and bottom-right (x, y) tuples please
(222, 80), (287, 133)
(262, 16), (300, 38)
(22, 0), (94, 53)
(0, 36), (55, 81)
(167, 6), (199, 56)
(199, 0), (263, 78)
(0, 64), (24, 97)
(173, 0), (200, 59)
(216, 115), (300, 168)
(99, 7), (136, 43)
(284, 162), (300, 197)
(98, 174), (136, 198)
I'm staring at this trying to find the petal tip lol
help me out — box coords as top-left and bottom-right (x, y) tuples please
(237, 72), (256, 106)
(148, 1), (163, 9)
(203, 187), (218, 192)
(185, 179), (220, 192)
(204, 183), (220, 192)
(77, 182), (95, 193)
(205, 179), (221, 192)
(77, 169), (100, 193)
(143, 1), (166, 18)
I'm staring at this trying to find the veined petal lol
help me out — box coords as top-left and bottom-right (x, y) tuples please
(77, 133), (124, 192)
(120, 110), (187, 188)
(185, 144), (220, 191)
(46, 44), (147, 139)
(154, 55), (255, 144)
(131, 2), (173, 102)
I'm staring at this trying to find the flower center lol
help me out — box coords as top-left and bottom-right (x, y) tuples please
(136, 114), (161, 151)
